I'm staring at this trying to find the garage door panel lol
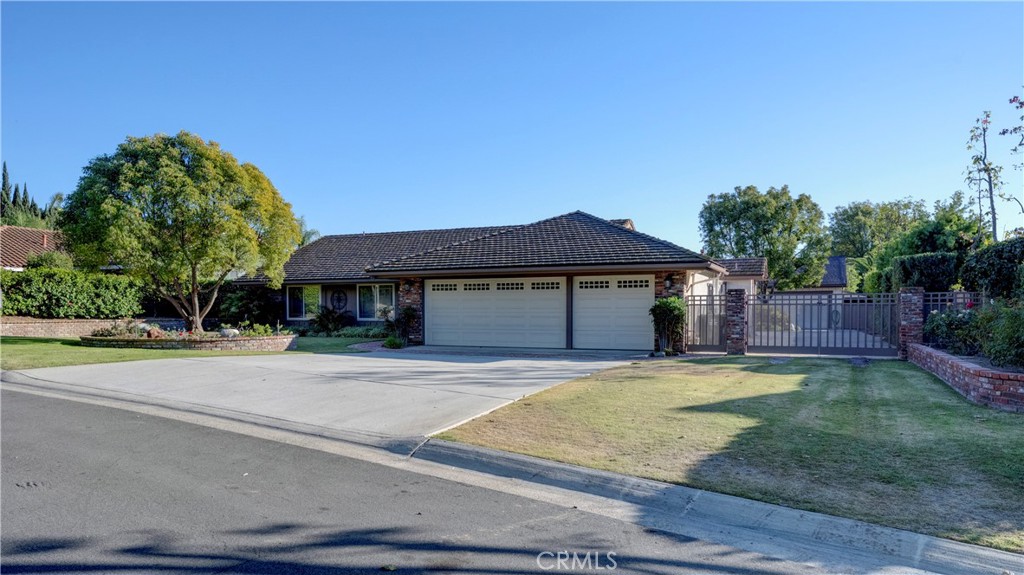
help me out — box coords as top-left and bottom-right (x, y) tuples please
(425, 278), (567, 348)
(573, 275), (654, 351)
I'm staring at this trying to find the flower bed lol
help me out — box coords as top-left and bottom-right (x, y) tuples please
(79, 334), (298, 352)
(909, 343), (1024, 413)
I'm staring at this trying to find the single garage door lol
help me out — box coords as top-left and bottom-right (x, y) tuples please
(425, 278), (567, 348)
(573, 275), (655, 350)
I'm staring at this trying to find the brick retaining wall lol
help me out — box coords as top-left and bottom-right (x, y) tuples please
(909, 343), (1024, 413)
(0, 317), (132, 338)
(79, 335), (298, 352)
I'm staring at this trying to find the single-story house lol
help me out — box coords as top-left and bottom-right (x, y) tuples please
(0, 225), (61, 271)
(249, 211), (725, 351)
(688, 257), (769, 297)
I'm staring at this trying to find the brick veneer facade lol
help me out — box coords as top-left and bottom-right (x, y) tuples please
(79, 334), (298, 352)
(898, 287), (924, 360)
(725, 288), (747, 355)
(909, 343), (1024, 413)
(1, 317), (134, 338)
(653, 270), (689, 352)
(396, 278), (425, 345)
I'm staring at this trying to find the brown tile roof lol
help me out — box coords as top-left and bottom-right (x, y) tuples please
(0, 226), (62, 269)
(275, 225), (511, 283)
(366, 211), (712, 274)
(715, 257), (768, 278)
(821, 255), (848, 287)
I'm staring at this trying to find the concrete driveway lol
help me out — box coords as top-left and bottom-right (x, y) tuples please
(2, 351), (624, 452)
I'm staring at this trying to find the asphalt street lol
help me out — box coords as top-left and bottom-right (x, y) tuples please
(1, 389), (825, 575)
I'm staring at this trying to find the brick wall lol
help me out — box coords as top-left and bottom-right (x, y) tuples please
(725, 289), (748, 355)
(898, 287), (924, 360)
(909, 343), (1024, 413)
(396, 278), (424, 345)
(0, 317), (131, 338)
(79, 334), (298, 352)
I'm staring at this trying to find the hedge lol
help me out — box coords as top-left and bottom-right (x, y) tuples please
(960, 238), (1024, 299)
(890, 252), (958, 292)
(0, 268), (144, 319)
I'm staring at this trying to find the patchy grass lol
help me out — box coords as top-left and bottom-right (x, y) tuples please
(0, 336), (379, 370)
(438, 357), (1024, 552)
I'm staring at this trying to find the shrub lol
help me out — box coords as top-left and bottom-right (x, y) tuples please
(25, 251), (75, 270)
(649, 297), (687, 352)
(924, 308), (980, 356)
(961, 237), (1024, 299)
(890, 252), (957, 291)
(216, 283), (284, 326)
(382, 335), (404, 349)
(309, 306), (356, 334)
(978, 304), (1024, 368)
(0, 268), (144, 319)
(380, 305), (419, 344)
(750, 303), (799, 331)
(91, 319), (148, 338)
(237, 321), (274, 337)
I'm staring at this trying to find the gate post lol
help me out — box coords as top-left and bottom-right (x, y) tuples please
(726, 288), (748, 355)
(898, 287), (924, 361)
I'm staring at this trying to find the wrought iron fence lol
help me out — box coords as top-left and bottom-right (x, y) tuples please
(686, 294), (726, 352)
(747, 292), (899, 356)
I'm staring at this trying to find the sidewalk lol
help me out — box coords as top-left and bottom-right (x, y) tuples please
(2, 366), (1021, 575)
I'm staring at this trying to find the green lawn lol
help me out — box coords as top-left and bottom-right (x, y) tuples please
(438, 357), (1024, 552)
(0, 336), (380, 371)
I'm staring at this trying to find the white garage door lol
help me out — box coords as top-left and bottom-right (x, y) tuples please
(573, 275), (655, 350)
(425, 278), (567, 348)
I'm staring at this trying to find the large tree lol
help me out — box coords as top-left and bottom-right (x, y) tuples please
(828, 198), (928, 258)
(699, 185), (830, 290)
(60, 131), (301, 331)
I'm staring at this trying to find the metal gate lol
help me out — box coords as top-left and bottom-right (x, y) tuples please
(747, 293), (899, 357)
(686, 295), (727, 352)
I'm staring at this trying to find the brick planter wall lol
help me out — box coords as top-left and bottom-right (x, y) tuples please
(909, 343), (1024, 413)
(1, 317), (135, 338)
(79, 334), (298, 352)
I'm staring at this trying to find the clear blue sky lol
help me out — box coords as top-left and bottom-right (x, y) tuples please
(3, 2), (1022, 251)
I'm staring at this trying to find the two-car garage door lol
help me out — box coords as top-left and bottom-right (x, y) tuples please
(424, 275), (655, 350)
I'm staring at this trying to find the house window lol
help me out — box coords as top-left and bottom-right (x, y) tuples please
(287, 285), (321, 320)
(358, 284), (395, 320)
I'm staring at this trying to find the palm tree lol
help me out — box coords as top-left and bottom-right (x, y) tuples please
(297, 216), (321, 247)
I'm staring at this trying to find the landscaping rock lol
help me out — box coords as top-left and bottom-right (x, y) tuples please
(145, 327), (165, 339)
(220, 328), (240, 338)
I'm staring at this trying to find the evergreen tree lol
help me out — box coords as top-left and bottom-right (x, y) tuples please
(1, 162), (10, 215)
(19, 183), (30, 209)
(12, 183), (21, 209)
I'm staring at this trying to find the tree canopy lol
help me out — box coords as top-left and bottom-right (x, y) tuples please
(699, 185), (829, 291)
(60, 131), (300, 331)
(828, 198), (928, 258)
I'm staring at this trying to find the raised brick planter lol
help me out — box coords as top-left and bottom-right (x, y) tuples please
(909, 343), (1024, 413)
(79, 335), (298, 352)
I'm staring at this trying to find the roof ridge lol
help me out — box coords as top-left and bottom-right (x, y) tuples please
(569, 211), (715, 264)
(313, 224), (512, 241)
(0, 225), (58, 233)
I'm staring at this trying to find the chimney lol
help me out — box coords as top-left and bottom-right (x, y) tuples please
(42, 233), (47, 249)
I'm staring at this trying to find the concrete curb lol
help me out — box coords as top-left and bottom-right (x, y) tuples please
(3, 370), (1021, 575)
(413, 439), (1023, 575)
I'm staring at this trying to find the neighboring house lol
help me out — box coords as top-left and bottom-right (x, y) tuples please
(688, 257), (768, 297)
(0, 225), (61, 271)
(777, 255), (848, 294)
(244, 211), (724, 351)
